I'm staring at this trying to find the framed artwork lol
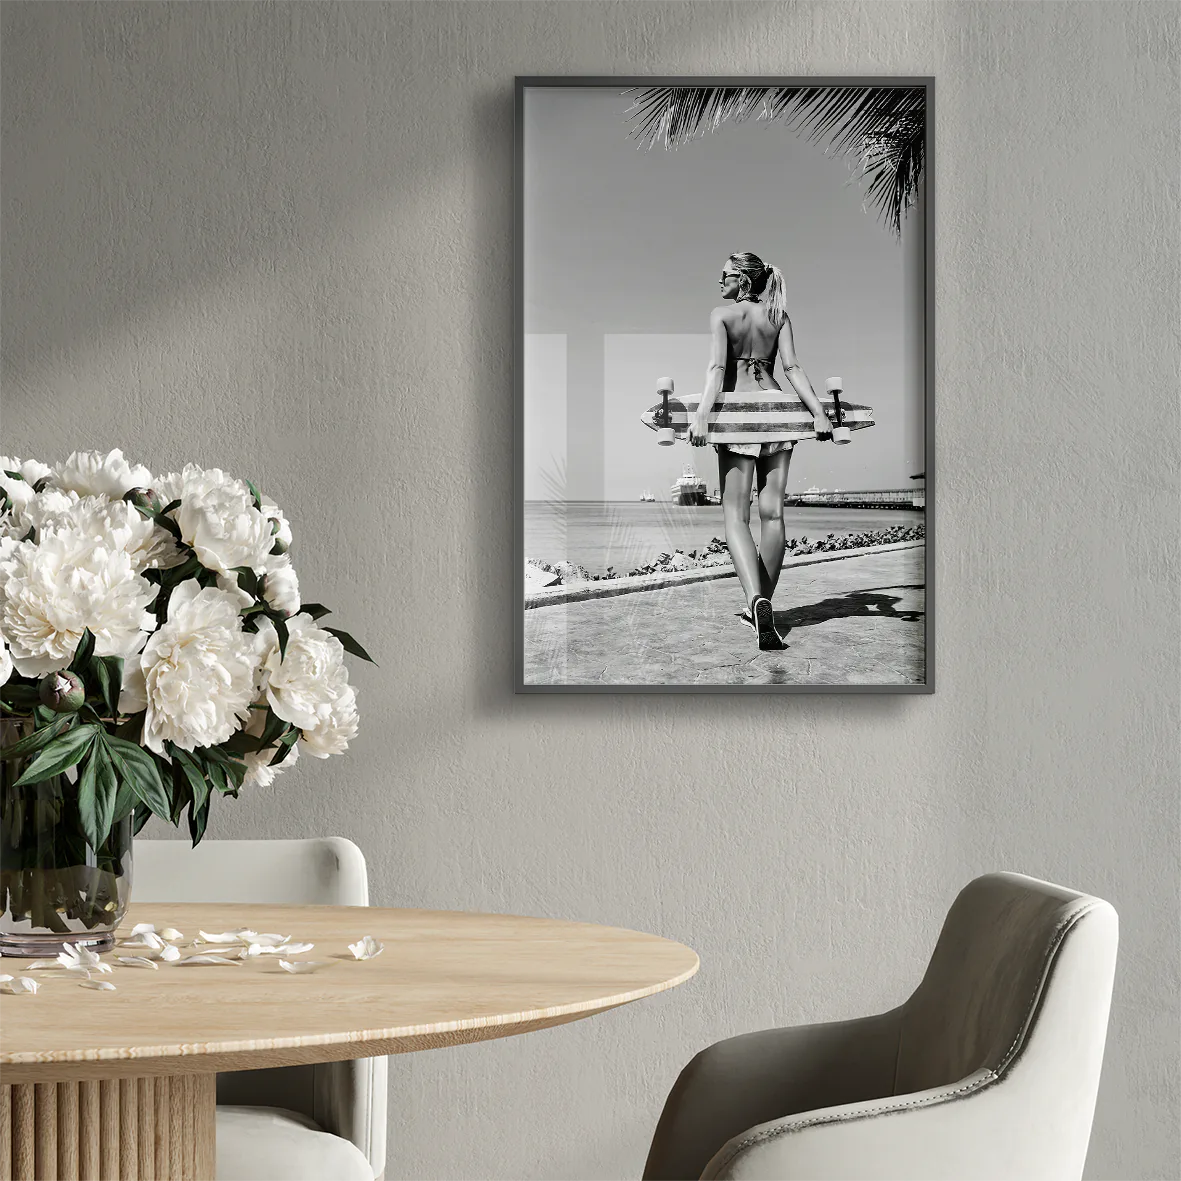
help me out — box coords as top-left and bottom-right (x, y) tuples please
(515, 77), (933, 693)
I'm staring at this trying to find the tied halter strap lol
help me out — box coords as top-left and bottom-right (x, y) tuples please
(736, 356), (775, 371)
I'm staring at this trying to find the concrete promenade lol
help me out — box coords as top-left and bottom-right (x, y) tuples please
(524, 544), (926, 687)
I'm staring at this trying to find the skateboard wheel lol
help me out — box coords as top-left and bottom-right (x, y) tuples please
(657, 427), (675, 446)
(656, 376), (674, 394)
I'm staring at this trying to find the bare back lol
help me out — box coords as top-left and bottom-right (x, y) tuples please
(716, 301), (783, 392)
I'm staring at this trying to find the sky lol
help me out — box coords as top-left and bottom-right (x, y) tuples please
(523, 85), (926, 501)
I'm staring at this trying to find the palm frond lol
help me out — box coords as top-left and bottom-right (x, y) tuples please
(624, 85), (925, 238)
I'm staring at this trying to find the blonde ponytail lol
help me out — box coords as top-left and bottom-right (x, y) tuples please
(763, 263), (788, 328)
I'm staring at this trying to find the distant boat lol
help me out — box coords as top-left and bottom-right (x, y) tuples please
(670, 464), (708, 506)
(639, 489), (656, 502)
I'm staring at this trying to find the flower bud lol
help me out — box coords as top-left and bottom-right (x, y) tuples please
(39, 670), (86, 713)
(269, 535), (289, 556)
(122, 487), (163, 516)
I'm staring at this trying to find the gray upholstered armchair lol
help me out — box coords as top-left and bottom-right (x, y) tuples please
(135, 837), (387, 1181)
(645, 872), (1118, 1180)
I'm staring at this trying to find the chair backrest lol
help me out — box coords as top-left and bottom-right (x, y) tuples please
(897, 872), (1117, 1093)
(134, 836), (370, 905)
(134, 837), (387, 1179)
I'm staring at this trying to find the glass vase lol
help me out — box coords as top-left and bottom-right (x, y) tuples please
(0, 717), (133, 957)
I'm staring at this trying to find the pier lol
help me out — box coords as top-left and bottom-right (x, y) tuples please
(786, 488), (926, 509)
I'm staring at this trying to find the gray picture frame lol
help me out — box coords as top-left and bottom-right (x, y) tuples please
(514, 76), (934, 694)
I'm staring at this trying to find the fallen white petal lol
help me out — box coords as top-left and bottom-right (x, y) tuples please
(160, 928), (185, 943)
(348, 936), (385, 960)
(129, 922), (157, 937)
(123, 931), (166, 950)
(92, 962), (113, 975)
(0, 974), (12, 983)
(247, 932), (292, 947)
(198, 929), (252, 944)
(79, 979), (116, 991)
(25, 960), (66, 971)
(278, 960), (333, 974)
(247, 941), (313, 956)
(178, 954), (244, 966)
(159, 946), (181, 962)
(116, 956), (160, 970)
(1, 977), (40, 994)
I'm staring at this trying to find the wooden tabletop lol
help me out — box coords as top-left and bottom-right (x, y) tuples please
(0, 903), (699, 1083)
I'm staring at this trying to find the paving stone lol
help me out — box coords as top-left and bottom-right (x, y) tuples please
(523, 547), (927, 688)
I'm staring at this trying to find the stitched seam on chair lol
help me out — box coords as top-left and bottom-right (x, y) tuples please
(708, 1071), (998, 1174)
(992, 900), (1096, 1076)
(711, 897), (1100, 1178)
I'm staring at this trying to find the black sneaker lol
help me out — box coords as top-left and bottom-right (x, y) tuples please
(737, 608), (755, 633)
(751, 596), (784, 650)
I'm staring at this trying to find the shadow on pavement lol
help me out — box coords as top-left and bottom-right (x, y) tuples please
(776, 584), (925, 632)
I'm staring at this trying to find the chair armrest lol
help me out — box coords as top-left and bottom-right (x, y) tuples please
(643, 1008), (903, 1181)
(699, 1069), (1029, 1180)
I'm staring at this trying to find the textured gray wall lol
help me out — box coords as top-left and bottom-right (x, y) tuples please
(2, 3), (1177, 1179)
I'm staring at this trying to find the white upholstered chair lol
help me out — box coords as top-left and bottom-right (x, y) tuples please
(135, 837), (388, 1181)
(644, 872), (1118, 1181)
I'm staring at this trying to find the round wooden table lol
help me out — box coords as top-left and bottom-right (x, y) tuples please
(0, 903), (698, 1180)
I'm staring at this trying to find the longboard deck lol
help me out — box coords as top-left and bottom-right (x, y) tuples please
(641, 394), (874, 444)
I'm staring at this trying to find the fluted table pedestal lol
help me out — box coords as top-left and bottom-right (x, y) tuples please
(2, 1075), (215, 1181)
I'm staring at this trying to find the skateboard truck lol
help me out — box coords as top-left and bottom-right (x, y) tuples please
(825, 377), (852, 444)
(654, 376), (675, 446)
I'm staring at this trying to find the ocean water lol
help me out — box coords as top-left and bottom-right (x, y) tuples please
(525, 501), (924, 575)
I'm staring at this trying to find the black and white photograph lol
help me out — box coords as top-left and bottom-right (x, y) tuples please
(517, 77), (932, 691)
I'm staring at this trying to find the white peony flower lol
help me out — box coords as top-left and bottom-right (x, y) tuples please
(1, 457), (52, 527)
(121, 580), (262, 755)
(261, 554), (300, 617)
(0, 631), (11, 687)
(299, 684), (359, 758)
(260, 498), (293, 551)
(164, 465), (273, 576)
(51, 449), (154, 499)
(0, 532), (158, 678)
(240, 703), (299, 787)
(16, 488), (80, 536)
(262, 614), (350, 732)
(32, 494), (183, 572)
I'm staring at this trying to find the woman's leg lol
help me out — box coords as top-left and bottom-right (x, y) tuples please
(755, 447), (793, 598)
(718, 447), (760, 606)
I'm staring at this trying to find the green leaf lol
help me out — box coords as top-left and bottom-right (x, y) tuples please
(159, 499), (182, 516)
(100, 734), (170, 820)
(2, 469), (22, 481)
(0, 715), (72, 759)
(205, 758), (228, 796)
(188, 794), (211, 846)
(92, 746), (119, 849)
(91, 656), (124, 718)
(244, 479), (262, 511)
(132, 803), (153, 836)
(274, 615), (289, 660)
(32, 704), (55, 726)
(222, 729), (271, 755)
(170, 746), (210, 810)
(232, 566), (260, 599)
(299, 603), (331, 621)
(69, 630), (96, 674)
(267, 739), (296, 768)
(324, 627), (376, 665)
(259, 708), (288, 748)
(12, 724), (99, 786)
(76, 749), (100, 849)
(222, 756), (246, 789)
